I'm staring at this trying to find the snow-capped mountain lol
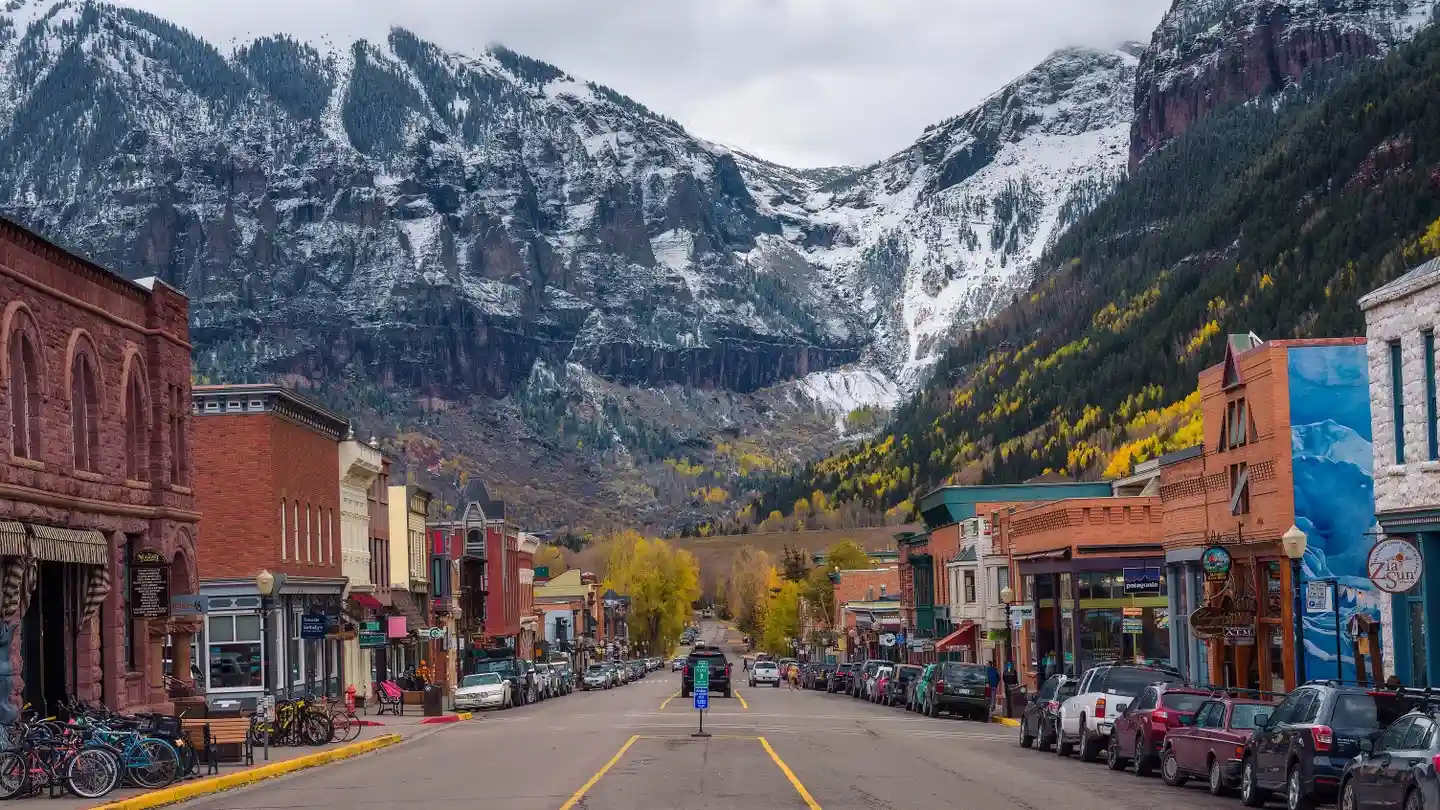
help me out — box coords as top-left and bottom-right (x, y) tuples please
(1131, 0), (1439, 167)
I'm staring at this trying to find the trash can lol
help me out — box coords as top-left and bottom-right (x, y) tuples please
(423, 684), (444, 717)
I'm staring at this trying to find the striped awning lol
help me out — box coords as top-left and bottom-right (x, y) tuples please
(0, 521), (25, 557)
(27, 524), (108, 566)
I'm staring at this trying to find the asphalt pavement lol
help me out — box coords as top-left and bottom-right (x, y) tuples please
(174, 621), (1256, 809)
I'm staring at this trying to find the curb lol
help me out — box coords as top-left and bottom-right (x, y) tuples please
(990, 715), (1020, 727)
(91, 733), (403, 810)
(418, 711), (473, 724)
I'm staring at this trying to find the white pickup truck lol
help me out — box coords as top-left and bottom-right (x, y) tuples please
(1056, 663), (1185, 761)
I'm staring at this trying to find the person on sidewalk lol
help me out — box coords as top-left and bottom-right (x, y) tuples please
(986, 662), (1001, 713)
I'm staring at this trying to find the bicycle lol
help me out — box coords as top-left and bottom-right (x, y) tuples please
(310, 694), (362, 743)
(0, 717), (120, 800)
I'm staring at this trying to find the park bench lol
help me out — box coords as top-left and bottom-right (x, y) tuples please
(374, 681), (403, 716)
(181, 717), (254, 774)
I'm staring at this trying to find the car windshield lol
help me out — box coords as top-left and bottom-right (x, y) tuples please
(940, 663), (988, 683)
(896, 665), (922, 681)
(461, 674), (502, 688)
(1161, 692), (1209, 712)
(586, 666), (605, 674)
(472, 659), (518, 676)
(1230, 704), (1273, 730)
(1332, 693), (1409, 730)
(1105, 668), (1183, 696)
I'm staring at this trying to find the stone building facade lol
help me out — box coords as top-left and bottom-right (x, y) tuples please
(0, 217), (198, 716)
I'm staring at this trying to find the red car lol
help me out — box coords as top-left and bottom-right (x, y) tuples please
(1106, 683), (1210, 776)
(1159, 697), (1277, 795)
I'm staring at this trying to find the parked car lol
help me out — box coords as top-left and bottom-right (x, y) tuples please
(830, 663), (855, 694)
(1057, 663), (1185, 761)
(809, 664), (836, 691)
(1019, 674), (1078, 751)
(750, 661), (781, 688)
(470, 657), (538, 705)
(1106, 684), (1210, 775)
(682, 647), (732, 698)
(885, 665), (924, 707)
(1339, 701), (1440, 810)
(454, 672), (512, 711)
(1239, 681), (1410, 810)
(871, 665), (894, 703)
(852, 659), (886, 699)
(533, 662), (555, 699)
(672, 657), (686, 671)
(1162, 697), (1278, 795)
(582, 664), (611, 690)
(919, 661), (992, 720)
(907, 664), (936, 712)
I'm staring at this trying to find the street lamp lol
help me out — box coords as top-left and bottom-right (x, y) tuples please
(1282, 525), (1308, 685)
(999, 585), (1015, 718)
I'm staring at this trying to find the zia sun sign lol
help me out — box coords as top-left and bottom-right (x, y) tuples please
(1367, 537), (1423, 594)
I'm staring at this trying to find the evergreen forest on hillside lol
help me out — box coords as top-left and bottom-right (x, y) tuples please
(742, 24), (1440, 528)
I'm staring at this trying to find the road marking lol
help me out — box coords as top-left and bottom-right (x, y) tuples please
(659, 691), (680, 710)
(734, 689), (749, 710)
(759, 737), (821, 810)
(558, 734), (639, 810)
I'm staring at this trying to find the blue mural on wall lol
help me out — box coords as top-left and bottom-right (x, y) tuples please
(1288, 344), (1379, 683)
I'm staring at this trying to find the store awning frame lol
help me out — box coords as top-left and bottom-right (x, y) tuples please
(29, 524), (107, 566)
(936, 622), (977, 652)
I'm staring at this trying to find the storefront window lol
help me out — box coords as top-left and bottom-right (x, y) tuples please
(207, 614), (263, 689)
(1263, 561), (1283, 619)
(289, 606), (303, 685)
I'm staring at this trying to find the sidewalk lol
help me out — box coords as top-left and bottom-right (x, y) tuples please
(33, 722), (425, 810)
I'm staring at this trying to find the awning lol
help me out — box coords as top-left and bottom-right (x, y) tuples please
(348, 592), (383, 610)
(28, 524), (107, 566)
(936, 623), (976, 652)
(1013, 547), (1071, 562)
(389, 589), (426, 628)
(0, 522), (25, 557)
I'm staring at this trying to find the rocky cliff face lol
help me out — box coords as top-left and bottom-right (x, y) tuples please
(1130, 0), (1438, 168)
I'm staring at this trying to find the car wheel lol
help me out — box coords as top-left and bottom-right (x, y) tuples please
(1287, 764), (1313, 810)
(1038, 720), (1055, 753)
(1161, 746), (1187, 787)
(1077, 721), (1102, 763)
(1134, 734), (1154, 777)
(1209, 757), (1229, 796)
(1105, 734), (1126, 771)
(1240, 758), (1269, 807)
(1340, 779), (1357, 810)
(1056, 727), (1074, 757)
(1019, 718), (1035, 749)
(1405, 787), (1423, 810)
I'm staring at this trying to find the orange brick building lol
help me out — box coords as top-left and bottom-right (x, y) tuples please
(832, 566), (899, 662)
(191, 384), (352, 708)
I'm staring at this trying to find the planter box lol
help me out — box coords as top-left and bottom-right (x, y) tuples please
(403, 690), (425, 705)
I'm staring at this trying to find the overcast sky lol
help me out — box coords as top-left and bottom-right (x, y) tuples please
(111, 0), (1171, 167)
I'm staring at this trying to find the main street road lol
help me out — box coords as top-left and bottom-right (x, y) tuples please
(181, 622), (1249, 809)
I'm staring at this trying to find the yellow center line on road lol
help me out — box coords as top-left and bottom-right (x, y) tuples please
(558, 734), (640, 810)
(734, 689), (749, 710)
(659, 691), (681, 710)
(758, 737), (821, 810)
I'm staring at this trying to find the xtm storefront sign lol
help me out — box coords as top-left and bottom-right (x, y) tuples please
(1367, 537), (1423, 594)
(1201, 546), (1233, 583)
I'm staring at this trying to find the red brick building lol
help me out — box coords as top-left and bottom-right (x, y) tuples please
(0, 217), (198, 716)
(191, 384), (351, 705)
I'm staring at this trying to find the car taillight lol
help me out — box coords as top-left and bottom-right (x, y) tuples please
(1431, 753), (1440, 771)
(1047, 700), (1060, 711)
(726, 664), (732, 677)
(1152, 710), (1171, 726)
(1095, 698), (1106, 719)
(1235, 745), (1246, 759)
(1313, 726), (1334, 752)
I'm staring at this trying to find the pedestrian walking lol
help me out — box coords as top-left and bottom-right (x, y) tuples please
(986, 662), (1000, 712)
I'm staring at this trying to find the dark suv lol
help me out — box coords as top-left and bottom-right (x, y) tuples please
(829, 663), (855, 693)
(681, 647), (732, 698)
(1241, 681), (1411, 810)
(920, 661), (992, 720)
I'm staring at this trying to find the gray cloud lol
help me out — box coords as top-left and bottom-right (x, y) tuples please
(110, 0), (1170, 167)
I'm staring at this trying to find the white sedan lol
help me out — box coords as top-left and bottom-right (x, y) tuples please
(750, 662), (781, 687)
(454, 673), (512, 710)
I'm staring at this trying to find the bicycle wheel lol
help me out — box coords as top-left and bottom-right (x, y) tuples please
(300, 713), (332, 746)
(342, 711), (362, 742)
(0, 750), (28, 799)
(128, 738), (178, 789)
(66, 749), (119, 800)
(326, 712), (350, 743)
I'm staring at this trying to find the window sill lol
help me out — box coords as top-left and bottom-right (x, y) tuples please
(1386, 465), (1409, 477)
(170, 484), (192, 495)
(73, 469), (103, 483)
(10, 456), (44, 471)
(1420, 461), (1440, 472)
(124, 479), (152, 490)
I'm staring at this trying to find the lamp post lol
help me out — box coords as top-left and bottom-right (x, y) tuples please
(999, 585), (1015, 717)
(1281, 525), (1307, 686)
(254, 569), (281, 762)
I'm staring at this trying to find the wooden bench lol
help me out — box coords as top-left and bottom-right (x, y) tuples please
(374, 681), (402, 716)
(181, 717), (253, 774)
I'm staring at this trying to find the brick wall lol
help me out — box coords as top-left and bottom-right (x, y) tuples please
(832, 567), (899, 625)
(1005, 496), (1162, 555)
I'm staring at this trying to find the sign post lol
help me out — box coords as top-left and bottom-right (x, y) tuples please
(257, 695), (275, 762)
(692, 660), (710, 738)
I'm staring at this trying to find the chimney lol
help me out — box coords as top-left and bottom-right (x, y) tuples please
(880, 584), (887, 597)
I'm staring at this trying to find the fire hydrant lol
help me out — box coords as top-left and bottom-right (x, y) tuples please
(345, 684), (356, 713)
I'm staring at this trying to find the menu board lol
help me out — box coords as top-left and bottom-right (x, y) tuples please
(128, 549), (170, 620)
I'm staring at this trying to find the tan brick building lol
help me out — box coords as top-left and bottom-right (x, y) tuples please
(0, 217), (198, 717)
(191, 384), (350, 708)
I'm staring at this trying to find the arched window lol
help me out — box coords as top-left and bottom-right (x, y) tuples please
(8, 332), (39, 459)
(70, 353), (99, 471)
(124, 372), (148, 480)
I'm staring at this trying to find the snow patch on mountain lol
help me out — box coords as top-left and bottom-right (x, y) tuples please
(792, 367), (902, 435)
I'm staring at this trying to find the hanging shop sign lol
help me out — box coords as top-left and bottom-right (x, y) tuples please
(128, 549), (170, 620)
(1122, 606), (1144, 618)
(1188, 591), (1257, 642)
(1201, 546), (1233, 583)
(300, 614), (328, 640)
(1122, 567), (1162, 595)
(359, 631), (387, 649)
(1122, 617), (1143, 634)
(879, 633), (897, 647)
(1367, 536), (1423, 594)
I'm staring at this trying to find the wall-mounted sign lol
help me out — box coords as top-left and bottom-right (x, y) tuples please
(300, 614), (328, 640)
(1155, 609), (1169, 630)
(1122, 606), (1144, 618)
(170, 594), (206, 616)
(1305, 580), (1334, 613)
(879, 633), (897, 647)
(128, 549), (170, 620)
(1368, 537), (1423, 594)
(1188, 596), (1255, 643)
(359, 631), (387, 649)
(1201, 546), (1233, 583)
(1122, 567), (1162, 595)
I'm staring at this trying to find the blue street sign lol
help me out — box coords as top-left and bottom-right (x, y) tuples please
(694, 686), (709, 710)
